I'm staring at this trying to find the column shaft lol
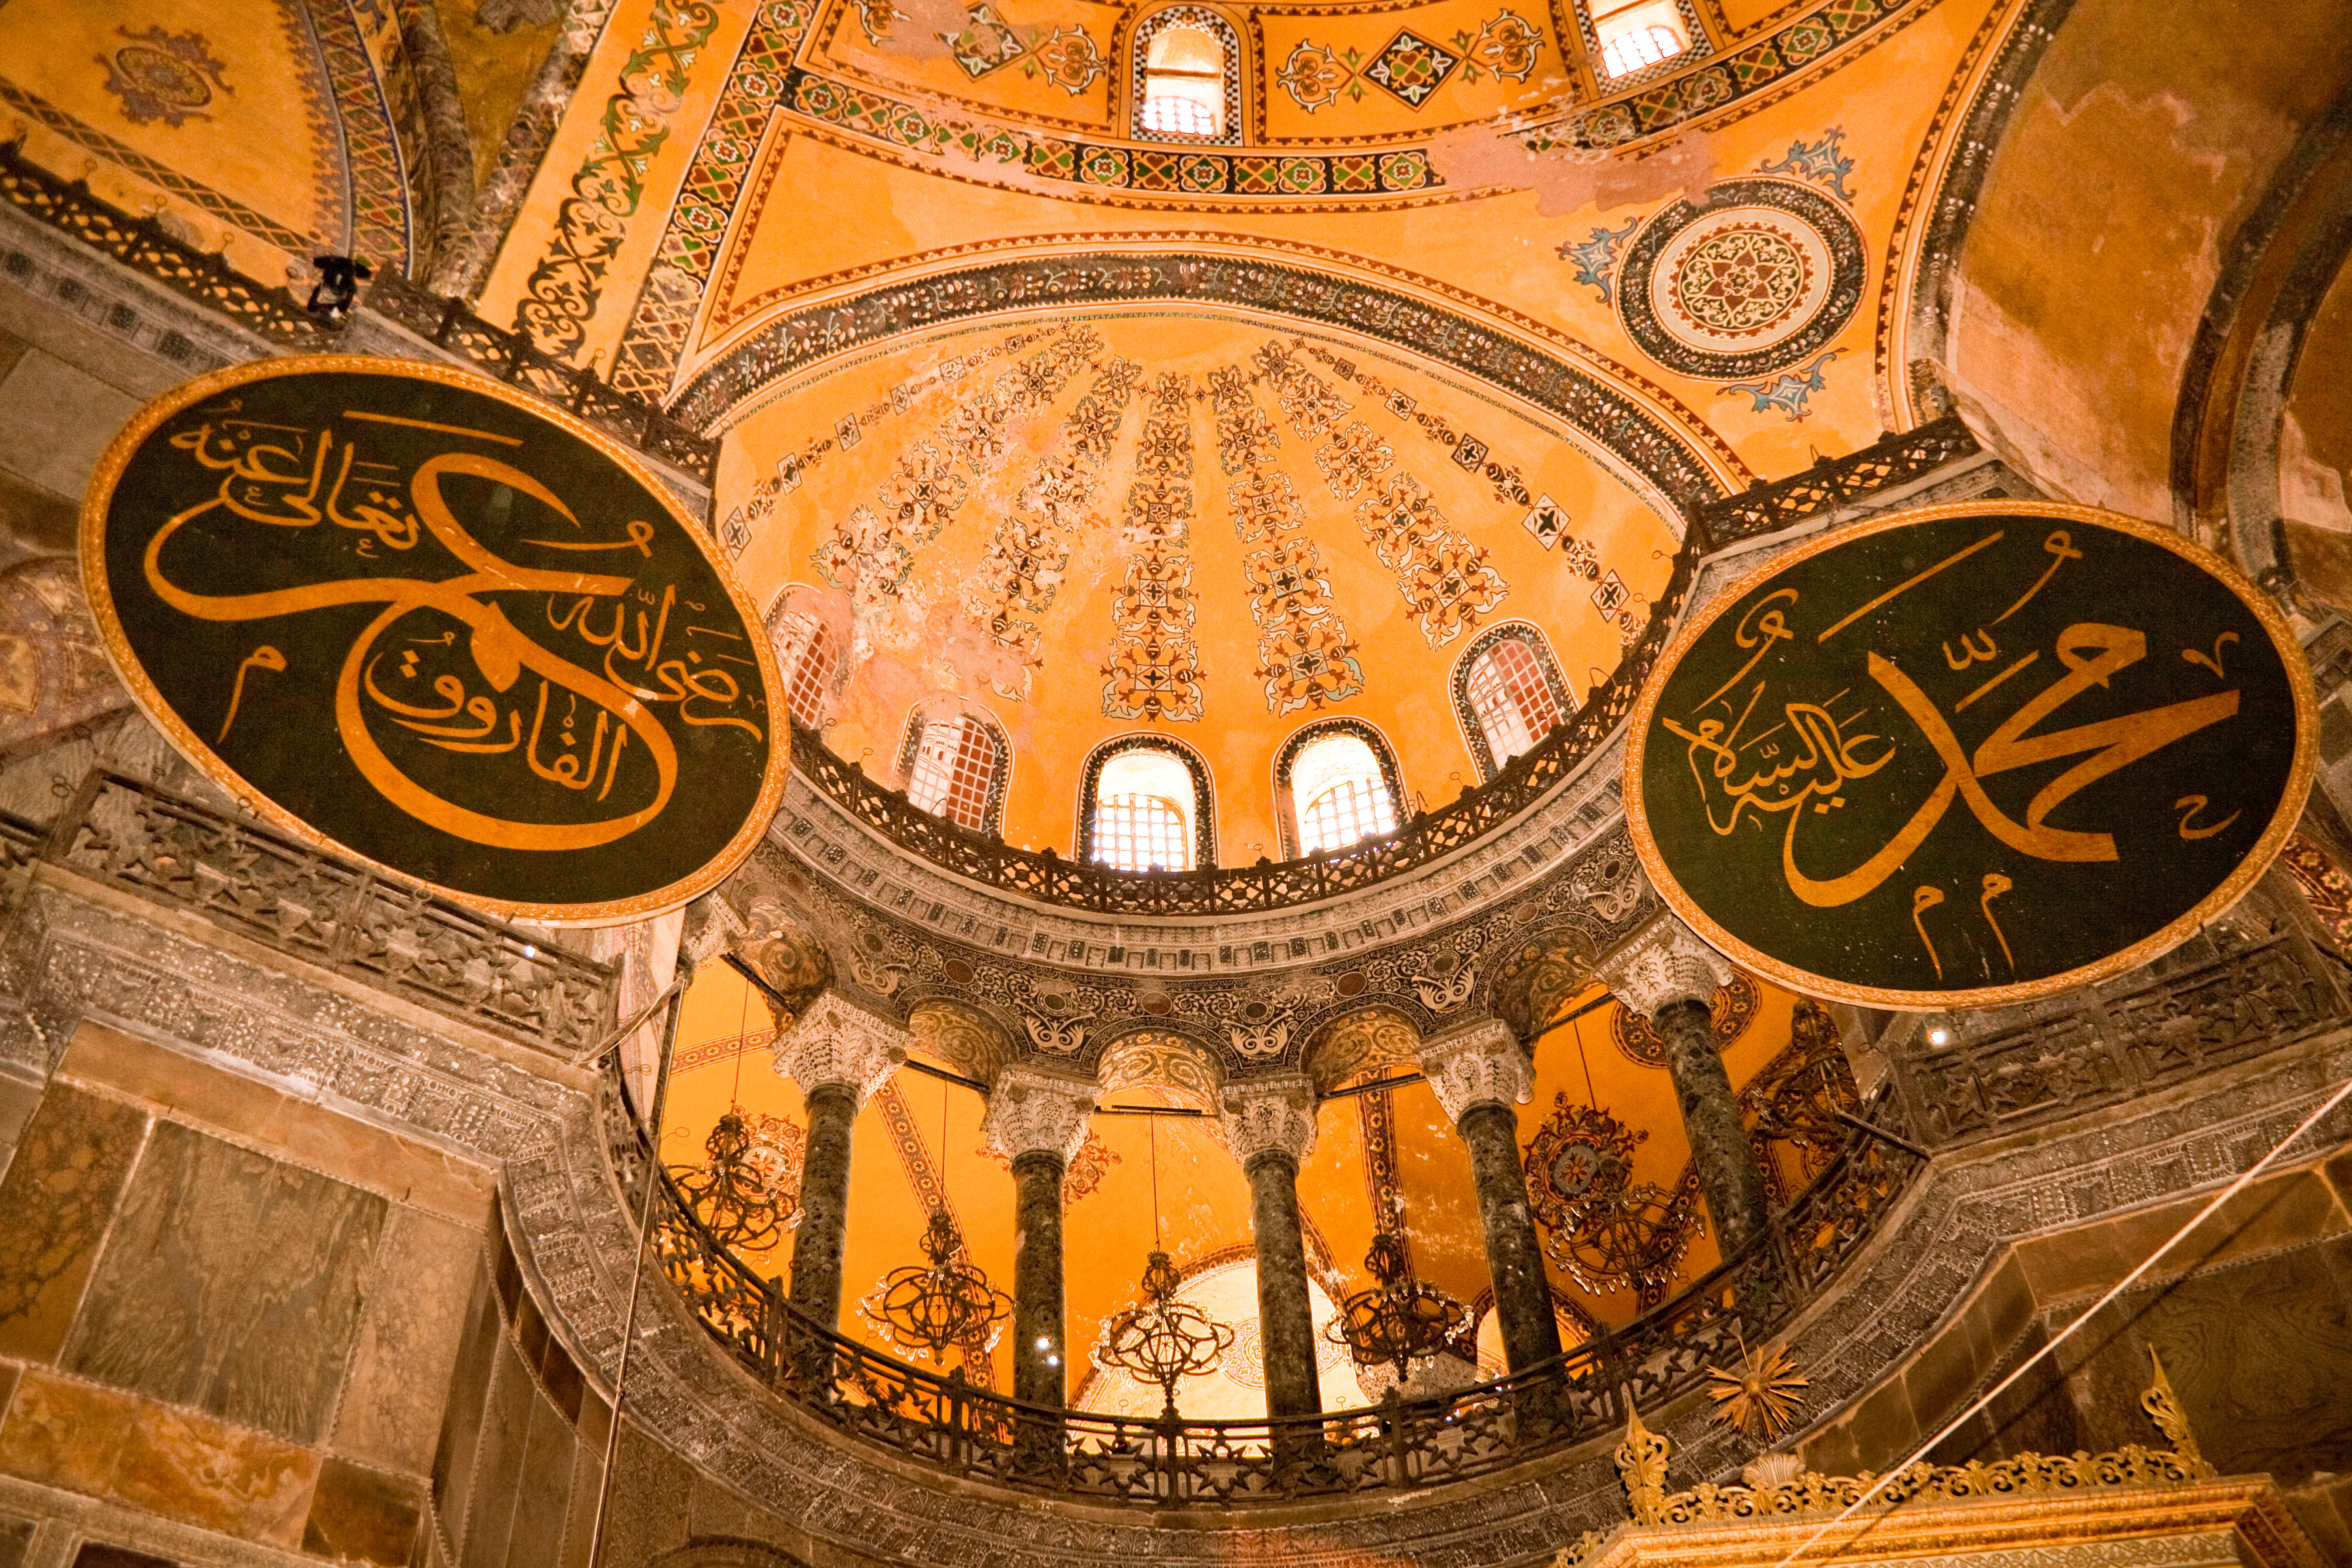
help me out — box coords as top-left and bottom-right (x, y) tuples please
(1656, 997), (1772, 1253)
(1010, 1149), (1067, 1407)
(788, 1081), (858, 1328)
(1244, 1151), (1323, 1419)
(1458, 1100), (1562, 1373)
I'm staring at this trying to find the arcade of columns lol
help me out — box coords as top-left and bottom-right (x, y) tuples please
(754, 914), (1755, 1411)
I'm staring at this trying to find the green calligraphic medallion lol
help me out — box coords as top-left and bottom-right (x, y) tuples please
(81, 357), (784, 924)
(1625, 502), (2315, 1007)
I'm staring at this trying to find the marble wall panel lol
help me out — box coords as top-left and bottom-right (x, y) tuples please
(62, 1120), (388, 1445)
(504, 1391), (578, 1568)
(71, 1548), (177, 1568)
(110, 1400), (319, 1548)
(302, 1457), (425, 1568)
(593, 1424), (693, 1568)
(430, 1267), (502, 1563)
(333, 1206), (485, 1475)
(0, 1513), (28, 1568)
(460, 1342), (537, 1568)
(0, 1085), (150, 1362)
(0, 1368), (320, 1547)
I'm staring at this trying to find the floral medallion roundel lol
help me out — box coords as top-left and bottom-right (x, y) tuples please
(1616, 178), (1864, 380)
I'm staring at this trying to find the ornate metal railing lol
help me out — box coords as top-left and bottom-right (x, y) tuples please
(1889, 927), (2352, 1145)
(1690, 416), (1981, 550)
(28, 768), (617, 1056)
(789, 552), (1694, 917)
(605, 1067), (1923, 1506)
(0, 137), (716, 486)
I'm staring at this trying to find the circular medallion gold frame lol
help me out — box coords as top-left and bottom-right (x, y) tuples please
(1623, 500), (2317, 1009)
(79, 355), (787, 926)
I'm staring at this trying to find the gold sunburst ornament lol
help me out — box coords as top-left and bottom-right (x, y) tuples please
(1705, 1338), (1810, 1440)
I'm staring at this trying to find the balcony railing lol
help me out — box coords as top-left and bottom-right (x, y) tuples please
(0, 137), (716, 487)
(10, 768), (617, 1057)
(604, 1067), (1923, 1506)
(1889, 926), (2352, 1145)
(789, 550), (1693, 917)
(1689, 416), (1981, 550)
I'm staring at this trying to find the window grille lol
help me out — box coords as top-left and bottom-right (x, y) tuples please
(776, 609), (838, 725)
(1467, 638), (1562, 764)
(1094, 793), (1191, 872)
(907, 716), (998, 832)
(1141, 20), (1227, 138)
(1593, 0), (1688, 77)
(1300, 776), (1398, 855)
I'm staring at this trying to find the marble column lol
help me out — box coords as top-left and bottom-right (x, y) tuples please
(769, 993), (908, 1330)
(980, 1065), (1096, 1409)
(1218, 1075), (1324, 1422)
(1419, 1019), (1561, 1374)
(1598, 917), (1771, 1254)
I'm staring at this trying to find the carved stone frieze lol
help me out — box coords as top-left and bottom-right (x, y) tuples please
(980, 1064), (1096, 1164)
(1417, 1016), (1534, 1125)
(1217, 1072), (1319, 1166)
(1597, 916), (1737, 1021)
(770, 991), (908, 1105)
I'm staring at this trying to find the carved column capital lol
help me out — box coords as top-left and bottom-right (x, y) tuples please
(982, 1064), (1096, 1165)
(1218, 1073), (1319, 1167)
(678, 892), (746, 971)
(1596, 916), (1736, 1021)
(1417, 1016), (1533, 1125)
(770, 992), (907, 1107)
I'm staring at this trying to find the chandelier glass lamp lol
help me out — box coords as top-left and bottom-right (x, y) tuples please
(1090, 1117), (1233, 1416)
(862, 1206), (1014, 1365)
(1326, 1230), (1472, 1386)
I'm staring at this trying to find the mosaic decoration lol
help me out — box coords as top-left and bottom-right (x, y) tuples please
(1521, 1095), (1702, 1306)
(945, 3), (1026, 78)
(612, 0), (811, 399)
(1627, 502), (2315, 1007)
(0, 558), (125, 760)
(668, 257), (1734, 524)
(967, 358), (1144, 683)
(1558, 216), (1641, 307)
(2279, 833), (2352, 956)
(1740, 999), (1860, 1202)
(1255, 341), (1509, 648)
(1276, 41), (1355, 112)
(1616, 177), (1866, 381)
(1027, 26), (1105, 95)
(1102, 373), (1205, 722)
(1719, 349), (1845, 422)
(1757, 125), (1856, 201)
(1460, 10), (1544, 83)
(1198, 365), (1367, 714)
(1300, 345), (1532, 507)
(814, 329), (1099, 607)
(1610, 972), (1759, 1067)
(515, 0), (724, 359)
(80, 358), (784, 922)
(1363, 30), (1460, 108)
(313, 0), (414, 275)
(97, 27), (230, 129)
(719, 328), (1067, 557)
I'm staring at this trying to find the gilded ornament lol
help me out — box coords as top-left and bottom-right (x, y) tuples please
(1704, 1339), (1810, 1440)
(1615, 1403), (1671, 1524)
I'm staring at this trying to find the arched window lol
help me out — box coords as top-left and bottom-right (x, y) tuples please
(1276, 721), (1405, 858)
(1590, 0), (1689, 77)
(898, 706), (1009, 835)
(1079, 737), (1215, 872)
(767, 587), (841, 727)
(1132, 9), (1240, 143)
(1455, 623), (1574, 779)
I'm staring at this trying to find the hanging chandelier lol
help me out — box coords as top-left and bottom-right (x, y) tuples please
(668, 1109), (789, 1252)
(860, 1207), (1014, 1365)
(1325, 1231), (1473, 1386)
(1094, 1249), (1236, 1418)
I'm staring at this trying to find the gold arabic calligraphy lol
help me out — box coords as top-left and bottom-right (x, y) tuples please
(1662, 529), (2245, 976)
(146, 409), (763, 852)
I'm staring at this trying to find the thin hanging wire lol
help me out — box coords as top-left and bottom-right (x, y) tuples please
(1149, 1111), (1162, 1249)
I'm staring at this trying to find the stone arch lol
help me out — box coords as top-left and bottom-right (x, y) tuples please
(736, 900), (836, 1025)
(1095, 1025), (1224, 1110)
(909, 999), (1017, 1084)
(1301, 1006), (1424, 1095)
(1482, 924), (1602, 1041)
(642, 1538), (814, 1568)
